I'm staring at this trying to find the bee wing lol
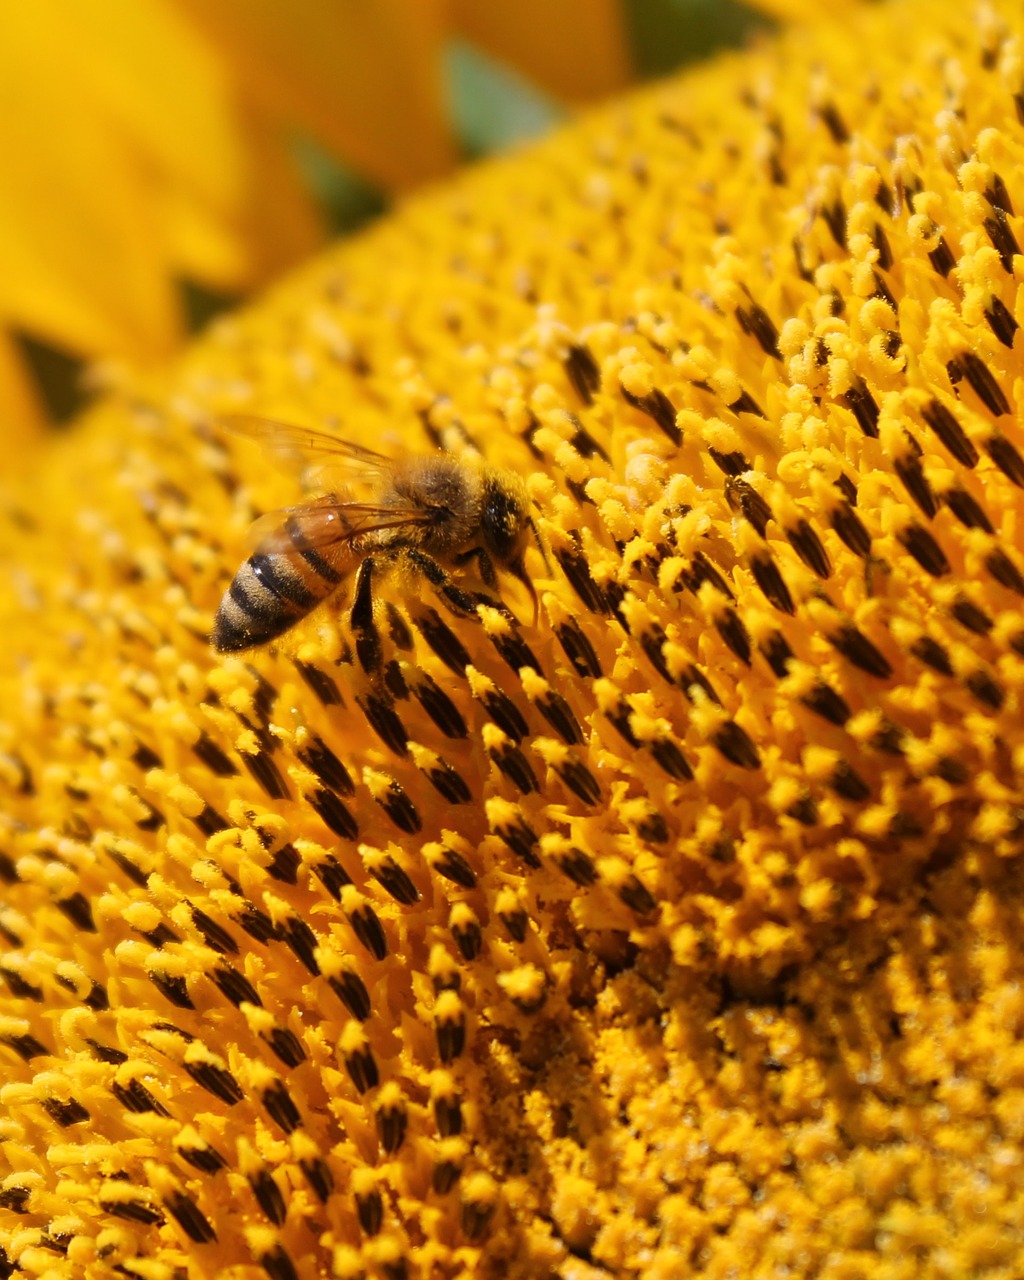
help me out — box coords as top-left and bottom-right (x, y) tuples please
(220, 414), (395, 486)
(245, 500), (434, 555)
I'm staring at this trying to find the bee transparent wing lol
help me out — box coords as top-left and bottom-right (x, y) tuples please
(219, 414), (395, 486)
(246, 500), (434, 555)
(245, 502), (355, 555)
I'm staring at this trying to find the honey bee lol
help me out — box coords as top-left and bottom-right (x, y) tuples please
(212, 416), (541, 655)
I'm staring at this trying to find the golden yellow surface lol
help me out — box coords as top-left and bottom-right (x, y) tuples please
(4, 1), (1024, 1275)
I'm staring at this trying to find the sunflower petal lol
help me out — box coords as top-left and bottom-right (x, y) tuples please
(178, 0), (457, 192)
(449, 0), (632, 102)
(0, 6), (184, 357)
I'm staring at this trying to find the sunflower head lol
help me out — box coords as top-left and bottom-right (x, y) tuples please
(4, 1), (1024, 1276)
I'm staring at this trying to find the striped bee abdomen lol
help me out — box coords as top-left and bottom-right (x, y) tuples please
(212, 540), (345, 653)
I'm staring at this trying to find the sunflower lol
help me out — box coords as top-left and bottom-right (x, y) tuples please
(4, 0), (1024, 1277)
(0, 0), (635, 442)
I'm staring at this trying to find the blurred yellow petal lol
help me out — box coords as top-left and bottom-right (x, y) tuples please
(177, 0), (457, 192)
(63, 0), (317, 294)
(0, 22), (179, 360)
(0, 0), (644, 434)
(450, 0), (632, 101)
(0, 0), (327, 364)
(61, 0), (325, 290)
(63, 0), (247, 242)
(159, 106), (324, 291)
(0, 1), (237, 360)
(228, 109), (326, 281)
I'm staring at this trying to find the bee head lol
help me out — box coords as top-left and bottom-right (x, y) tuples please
(479, 469), (531, 565)
(480, 469), (543, 623)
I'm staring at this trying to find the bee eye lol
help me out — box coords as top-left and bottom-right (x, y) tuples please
(481, 477), (526, 561)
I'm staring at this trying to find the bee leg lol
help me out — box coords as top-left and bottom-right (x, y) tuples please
(350, 556), (384, 675)
(404, 548), (481, 618)
(448, 546), (517, 621)
(452, 546), (498, 589)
